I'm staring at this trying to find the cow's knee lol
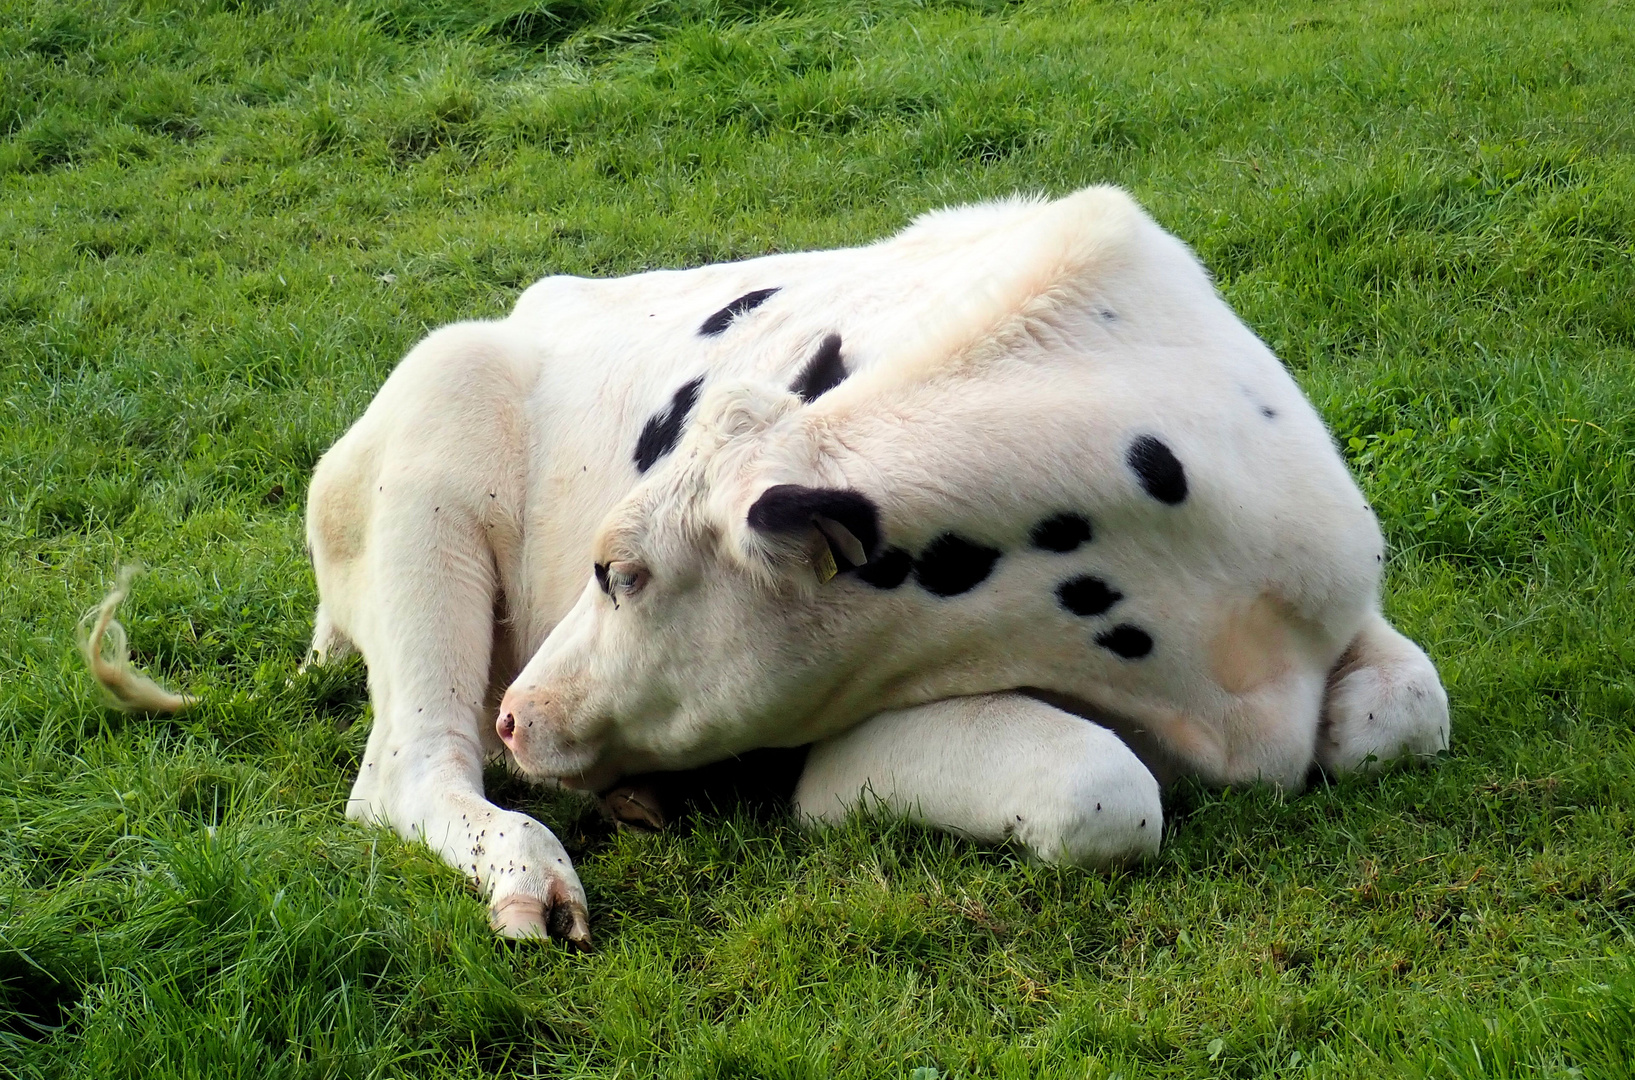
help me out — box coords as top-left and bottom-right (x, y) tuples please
(1319, 614), (1449, 774)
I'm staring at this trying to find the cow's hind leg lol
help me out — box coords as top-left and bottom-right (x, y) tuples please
(1318, 611), (1450, 774)
(793, 693), (1162, 867)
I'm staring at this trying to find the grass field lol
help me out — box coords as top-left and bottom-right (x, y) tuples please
(4, 0), (1635, 1075)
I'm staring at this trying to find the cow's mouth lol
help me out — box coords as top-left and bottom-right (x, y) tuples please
(554, 760), (622, 792)
(497, 716), (605, 784)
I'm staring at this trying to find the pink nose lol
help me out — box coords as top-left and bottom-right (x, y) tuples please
(496, 686), (546, 752)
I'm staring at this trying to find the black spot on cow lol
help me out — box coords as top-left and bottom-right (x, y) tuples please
(855, 547), (913, 589)
(1031, 512), (1092, 552)
(634, 377), (704, 473)
(914, 534), (1001, 597)
(1260, 405), (1277, 419)
(1057, 575), (1122, 617)
(1095, 624), (1153, 659)
(1126, 435), (1187, 505)
(791, 333), (848, 402)
(698, 287), (779, 336)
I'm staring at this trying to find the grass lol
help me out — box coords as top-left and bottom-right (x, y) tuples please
(2, 0), (1634, 1075)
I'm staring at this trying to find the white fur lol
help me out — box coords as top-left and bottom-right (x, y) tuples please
(93, 186), (1449, 939)
(1318, 612), (1450, 772)
(795, 694), (1162, 867)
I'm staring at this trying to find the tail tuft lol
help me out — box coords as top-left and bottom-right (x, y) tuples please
(79, 566), (196, 713)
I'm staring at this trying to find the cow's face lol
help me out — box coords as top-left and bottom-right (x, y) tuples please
(497, 382), (909, 787)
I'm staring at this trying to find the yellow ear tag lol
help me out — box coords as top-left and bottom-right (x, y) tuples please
(814, 545), (838, 584)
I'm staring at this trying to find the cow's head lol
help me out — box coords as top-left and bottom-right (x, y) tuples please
(496, 378), (940, 788)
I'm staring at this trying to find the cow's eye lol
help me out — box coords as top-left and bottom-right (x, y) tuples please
(605, 560), (648, 599)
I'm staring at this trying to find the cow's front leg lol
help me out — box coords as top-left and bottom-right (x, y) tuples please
(793, 692), (1162, 867)
(352, 704), (589, 943)
(339, 495), (589, 945)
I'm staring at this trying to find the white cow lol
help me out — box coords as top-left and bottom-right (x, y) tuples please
(89, 186), (1449, 946)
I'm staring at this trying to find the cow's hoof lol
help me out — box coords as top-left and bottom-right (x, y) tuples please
(490, 880), (592, 950)
(601, 782), (668, 832)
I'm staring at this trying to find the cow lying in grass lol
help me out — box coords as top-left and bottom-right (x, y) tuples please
(90, 186), (1449, 946)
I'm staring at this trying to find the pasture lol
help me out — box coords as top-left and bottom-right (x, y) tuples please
(3, 0), (1633, 1075)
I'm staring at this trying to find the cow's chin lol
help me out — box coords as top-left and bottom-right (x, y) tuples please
(513, 744), (661, 794)
(506, 741), (606, 788)
(553, 762), (623, 793)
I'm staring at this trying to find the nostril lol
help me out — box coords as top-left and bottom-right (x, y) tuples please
(497, 712), (516, 741)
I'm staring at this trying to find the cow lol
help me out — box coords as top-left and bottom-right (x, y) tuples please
(87, 185), (1450, 947)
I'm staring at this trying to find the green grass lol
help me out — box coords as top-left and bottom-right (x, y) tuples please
(3, 0), (1634, 1075)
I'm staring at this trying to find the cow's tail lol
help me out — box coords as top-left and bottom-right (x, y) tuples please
(79, 565), (196, 713)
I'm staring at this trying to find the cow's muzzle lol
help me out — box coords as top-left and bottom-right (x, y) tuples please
(496, 686), (602, 781)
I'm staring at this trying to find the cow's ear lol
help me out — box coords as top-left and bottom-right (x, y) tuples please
(745, 485), (880, 573)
